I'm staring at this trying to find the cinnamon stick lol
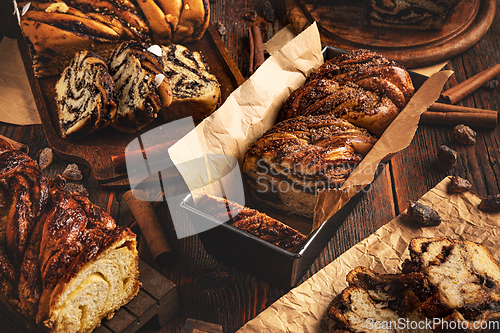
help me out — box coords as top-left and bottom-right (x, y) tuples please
(440, 64), (500, 104)
(0, 134), (28, 153)
(252, 25), (265, 72)
(124, 189), (172, 264)
(420, 111), (497, 128)
(248, 27), (254, 76)
(112, 138), (178, 173)
(429, 102), (498, 115)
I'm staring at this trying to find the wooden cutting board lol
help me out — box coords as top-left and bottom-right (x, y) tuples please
(287, 0), (496, 68)
(19, 24), (245, 189)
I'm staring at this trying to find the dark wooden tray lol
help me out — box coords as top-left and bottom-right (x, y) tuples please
(19, 24), (245, 189)
(288, 0), (496, 68)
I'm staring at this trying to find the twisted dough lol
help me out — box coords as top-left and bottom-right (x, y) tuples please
(55, 51), (117, 139)
(108, 41), (173, 133)
(242, 114), (377, 217)
(278, 49), (414, 136)
(0, 139), (140, 333)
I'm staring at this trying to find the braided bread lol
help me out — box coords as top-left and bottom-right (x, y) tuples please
(242, 114), (377, 218)
(18, 0), (210, 77)
(278, 49), (414, 136)
(0, 139), (140, 333)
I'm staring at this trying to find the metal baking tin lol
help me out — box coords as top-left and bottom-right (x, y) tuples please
(180, 46), (428, 289)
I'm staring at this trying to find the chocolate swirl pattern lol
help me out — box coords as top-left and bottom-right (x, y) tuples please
(108, 41), (173, 133)
(278, 49), (415, 136)
(55, 51), (117, 139)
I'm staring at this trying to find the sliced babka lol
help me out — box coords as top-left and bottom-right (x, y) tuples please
(55, 50), (117, 139)
(160, 44), (220, 122)
(107, 41), (173, 133)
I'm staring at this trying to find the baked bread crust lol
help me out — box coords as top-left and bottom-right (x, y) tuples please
(0, 139), (141, 333)
(242, 114), (377, 218)
(196, 195), (307, 250)
(18, 0), (210, 77)
(108, 41), (173, 133)
(55, 50), (117, 139)
(278, 49), (414, 136)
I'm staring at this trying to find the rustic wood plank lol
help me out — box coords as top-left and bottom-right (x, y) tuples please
(180, 318), (223, 333)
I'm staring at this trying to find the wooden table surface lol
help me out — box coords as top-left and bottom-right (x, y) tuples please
(1, 1), (500, 332)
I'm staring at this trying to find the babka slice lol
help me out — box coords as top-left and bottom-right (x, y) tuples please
(55, 50), (117, 139)
(160, 44), (220, 122)
(196, 195), (307, 250)
(108, 41), (173, 133)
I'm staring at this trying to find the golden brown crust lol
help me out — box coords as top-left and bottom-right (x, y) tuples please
(0, 140), (140, 333)
(278, 49), (414, 137)
(196, 195), (307, 250)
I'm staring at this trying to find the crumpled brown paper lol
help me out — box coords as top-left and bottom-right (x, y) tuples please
(169, 22), (452, 230)
(0, 37), (40, 125)
(237, 176), (500, 332)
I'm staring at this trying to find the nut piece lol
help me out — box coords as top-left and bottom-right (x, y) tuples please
(214, 21), (226, 36)
(437, 145), (458, 171)
(62, 163), (83, 180)
(478, 194), (500, 212)
(244, 9), (258, 22)
(407, 201), (442, 226)
(448, 176), (472, 193)
(454, 124), (476, 145)
(483, 79), (499, 90)
(39, 147), (53, 170)
(64, 183), (89, 196)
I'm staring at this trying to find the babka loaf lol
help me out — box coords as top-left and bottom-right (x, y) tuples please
(160, 44), (221, 122)
(108, 41), (173, 133)
(18, 0), (211, 77)
(137, 0), (210, 44)
(278, 49), (414, 136)
(196, 195), (307, 250)
(0, 138), (141, 333)
(364, 0), (464, 30)
(55, 50), (117, 139)
(242, 114), (377, 218)
(18, 0), (150, 77)
(327, 237), (500, 333)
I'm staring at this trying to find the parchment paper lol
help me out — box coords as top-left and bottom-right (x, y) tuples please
(237, 176), (500, 332)
(168, 22), (452, 228)
(0, 37), (40, 125)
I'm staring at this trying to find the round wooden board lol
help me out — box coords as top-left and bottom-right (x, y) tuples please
(287, 0), (496, 68)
